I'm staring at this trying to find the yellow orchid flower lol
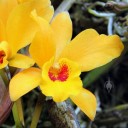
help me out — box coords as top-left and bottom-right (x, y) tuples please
(9, 12), (124, 120)
(0, 0), (54, 69)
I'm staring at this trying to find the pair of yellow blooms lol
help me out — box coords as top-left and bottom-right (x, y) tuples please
(0, 0), (124, 120)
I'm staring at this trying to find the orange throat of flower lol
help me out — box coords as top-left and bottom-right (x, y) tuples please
(48, 64), (69, 82)
(0, 50), (5, 64)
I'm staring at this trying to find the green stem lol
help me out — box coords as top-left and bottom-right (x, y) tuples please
(30, 94), (45, 128)
(12, 99), (24, 128)
(16, 99), (25, 127)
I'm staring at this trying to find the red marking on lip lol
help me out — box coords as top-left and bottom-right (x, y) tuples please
(48, 64), (69, 82)
(0, 51), (5, 64)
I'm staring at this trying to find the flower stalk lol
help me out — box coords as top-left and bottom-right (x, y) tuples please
(12, 99), (24, 128)
(30, 94), (45, 128)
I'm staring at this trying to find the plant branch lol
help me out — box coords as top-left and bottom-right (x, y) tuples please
(46, 100), (80, 128)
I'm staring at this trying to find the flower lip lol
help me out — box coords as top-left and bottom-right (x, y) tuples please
(48, 63), (69, 82)
(0, 50), (6, 64)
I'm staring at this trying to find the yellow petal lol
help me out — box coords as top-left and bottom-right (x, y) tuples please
(8, 53), (35, 69)
(70, 88), (97, 120)
(9, 67), (42, 101)
(51, 12), (72, 59)
(0, 20), (6, 41)
(29, 11), (55, 67)
(61, 29), (124, 71)
(6, 0), (54, 56)
(17, 0), (54, 21)
(17, 0), (31, 3)
(41, 77), (82, 102)
(40, 58), (83, 102)
(0, 58), (8, 69)
(20, 0), (54, 22)
(0, 41), (11, 57)
(0, 0), (18, 25)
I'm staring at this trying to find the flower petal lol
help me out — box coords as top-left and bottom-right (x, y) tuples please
(0, 20), (6, 41)
(0, 0), (18, 25)
(17, 0), (54, 22)
(41, 77), (82, 102)
(6, 0), (54, 56)
(0, 59), (8, 69)
(9, 67), (42, 101)
(8, 53), (35, 69)
(40, 58), (83, 102)
(70, 88), (97, 120)
(0, 41), (11, 58)
(29, 11), (55, 67)
(17, 0), (32, 3)
(51, 12), (72, 59)
(61, 29), (124, 71)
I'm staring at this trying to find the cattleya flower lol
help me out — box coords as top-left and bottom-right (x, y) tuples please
(0, 0), (53, 69)
(9, 12), (124, 120)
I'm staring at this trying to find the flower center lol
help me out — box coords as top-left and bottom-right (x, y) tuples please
(0, 50), (5, 64)
(48, 64), (69, 82)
